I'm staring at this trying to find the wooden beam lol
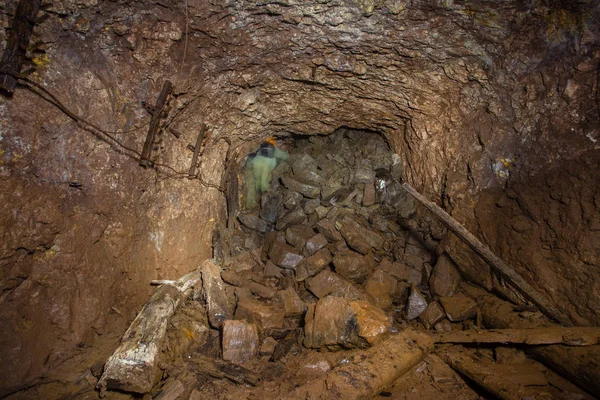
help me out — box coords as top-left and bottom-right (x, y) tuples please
(188, 124), (206, 178)
(463, 283), (600, 397)
(140, 80), (173, 167)
(401, 183), (572, 327)
(438, 347), (551, 400)
(97, 267), (202, 395)
(281, 330), (434, 400)
(0, 0), (41, 93)
(432, 327), (600, 346)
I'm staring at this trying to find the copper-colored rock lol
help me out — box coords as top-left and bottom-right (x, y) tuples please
(362, 182), (376, 206)
(363, 268), (397, 309)
(434, 318), (452, 332)
(269, 240), (304, 270)
(296, 248), (333, 281)
(419, 301), (445, 329)
(333, 249), (374, 283)
(306, 270), (365, 300)
(304, 296), (391, 349)
(259, 337), (279, 357)
(235, 298), (285, 331)
(440, 295), (478, 322)
(278, 287), (307, 317)
(315, 219), (343, 242)
(429, 253), (461, 297)
(222, 320), (259, 364)
(349, 300), (392, 345)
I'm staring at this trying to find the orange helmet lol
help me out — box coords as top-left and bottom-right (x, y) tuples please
(265, 137), (277, 146)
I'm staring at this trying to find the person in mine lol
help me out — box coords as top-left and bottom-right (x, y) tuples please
(244, 137), (289, 209)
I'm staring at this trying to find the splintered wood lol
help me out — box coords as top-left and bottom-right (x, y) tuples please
(432, 327), (600, 346)
(282, 330), (434, 400)
(97, 268), (202, 394)
(401, 183), (572, 327)
(462, 283), (600, 397)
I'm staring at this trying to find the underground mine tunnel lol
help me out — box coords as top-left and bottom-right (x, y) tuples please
(1, 0), (600, 399)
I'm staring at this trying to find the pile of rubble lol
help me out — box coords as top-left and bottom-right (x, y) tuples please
(208, 129), (477, 363)
(95, 129), (599, 400)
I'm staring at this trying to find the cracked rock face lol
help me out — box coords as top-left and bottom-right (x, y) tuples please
(1, 0), (599, 391)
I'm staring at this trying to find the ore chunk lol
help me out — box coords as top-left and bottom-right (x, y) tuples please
(276, 206), (307, 231)
(281, 176), (320, 199)
(419, 301), (445, 329)
(306, 270), (365, 300)
(260, 191), (282, 224)
(332, 249), (374, 283)
(238, 213), (270, 233)
(296, 248), (333, 281)
(303, 233), (328, 257)
(406, 285), (428, 321)
(429, 253), (461, 297)
(278, 287), (307, 317)
(285, 224), (315, 248)
(269, 241), (304, 269)
(440, 295), (478, 322)
(222, 320), (259, 364)
(235, 298), (285, 332)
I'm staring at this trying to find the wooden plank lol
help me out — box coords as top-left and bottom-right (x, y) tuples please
(462, 283), (600, 397)
(0, 0), (41, 93)
(432, 327), (600, 346)
(281, 330), (434, 400)
(188, 124), (206, 178)
(438, 347), (549, 400)
(97, 267), (202, 395)
(140, 80), (173, 167)
(401, 183), (572, 327)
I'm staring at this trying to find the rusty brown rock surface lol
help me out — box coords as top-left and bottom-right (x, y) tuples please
(1, 0), (599, 392)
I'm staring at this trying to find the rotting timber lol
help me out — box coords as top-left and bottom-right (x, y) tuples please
(97, 129), (599, 400)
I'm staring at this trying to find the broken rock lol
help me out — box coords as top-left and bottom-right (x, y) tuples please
(235, 297), (285, 332)
(306, 270), (365, 300)
(238, 213), (271, 233)
(201, 260), (233, 328)
(315, 219), (343, 242)
(303, 296), (390, 349)
(279, 287), (307, 317)
(268, 241), (304, 270)
(281, 176), (320, 199)
(406, 285), (428, 321)
(285, 224), (315, 248)
(333, 249), (374, 283)
(222, 320), (259, 364)
(419, 301), (445, 329)
(440, 295), (478, 322)
(429, 253), (461, 297)
(260, 337), (279, 357)
(296, 248), (332, 281)
(303, 233), (328, 257)
(363, 268), (397, 309)
(276, 206), (307, 231)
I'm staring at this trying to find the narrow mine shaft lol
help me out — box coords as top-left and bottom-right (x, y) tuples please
(1, 0), (600, 399)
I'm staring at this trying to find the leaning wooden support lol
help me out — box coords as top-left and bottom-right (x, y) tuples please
(401, 183), (572, 327)
(281, 330), (434, 400)
(140, 80), (173, 167)
(188, 124), (206, 178)
(462, 284), (600, 397)
(432, 327), (600, 346)
(97, 267), (202, 395)
(0, 0), (41, 93)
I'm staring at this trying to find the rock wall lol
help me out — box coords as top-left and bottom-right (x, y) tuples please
(0, 0), (599, 391)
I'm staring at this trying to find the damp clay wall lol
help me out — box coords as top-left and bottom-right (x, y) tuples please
(1, 0), (599, 395)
